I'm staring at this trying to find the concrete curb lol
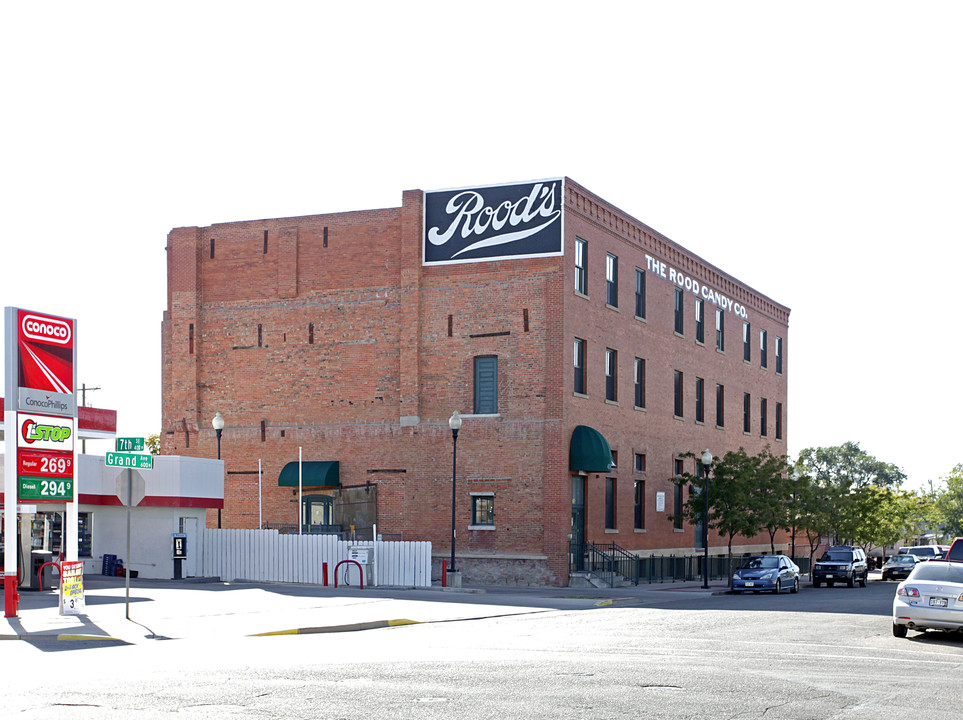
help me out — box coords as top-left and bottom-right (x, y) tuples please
(0, 632), (124, 642)
(251, 618), (421, 636)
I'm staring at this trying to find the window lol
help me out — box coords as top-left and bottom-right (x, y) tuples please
(574, 338), (586, 395)
(776, 402), (783, 440)
(776, 336), (783, 374)
(473, 356), (498, 414)
(605, 478), (617, 530)
(716, 308), (725, 351)
(606, 253), (618, 307)
(634, 453), (646, 472)
(634, 357), (646, 409)
(695, 299), (705, 344)
(575, 237), (587, 295)
(695, 377), (705, 423)
(716, 384), (725, 427)
(634, 480), (645, 530)
(674, 287), (684, 334)
(743, 321), (751, 362)
(760, 329), (768, 368)
(760, 398), (768, 436)
(673, 460), (684, 530)
(605, 348), (617, 402)
(471, 495), (495, 526)
(743, 392), (751, 433)
(635, 267), (646, 319)
(674, 370), (684, 418)
(78, 512), (92, 557)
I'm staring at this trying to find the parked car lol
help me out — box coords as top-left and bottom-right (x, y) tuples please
(731, 555), (800, 594)
(812, 546), (868, 588)
(944, 538), (963, 562)
(880, 554), (921, 581)
(892, 560), (963, 637)
(897, 545), (943, 561)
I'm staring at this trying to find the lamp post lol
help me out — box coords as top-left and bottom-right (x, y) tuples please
(701, 448), (712, 589)
(448, 411), (462, 576)
(213, 412), (225, 529)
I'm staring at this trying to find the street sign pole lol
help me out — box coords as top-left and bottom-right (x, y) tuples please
(126, 467), (132, 619)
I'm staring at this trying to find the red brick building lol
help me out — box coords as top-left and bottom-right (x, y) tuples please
(162, 178), (790, 586)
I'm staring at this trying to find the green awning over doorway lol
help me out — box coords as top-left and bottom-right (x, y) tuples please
(278, 460), (340, 488)
(569, 425), (613, 473)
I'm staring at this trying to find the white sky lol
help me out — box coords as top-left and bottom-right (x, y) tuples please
(2, 2), (961, 491)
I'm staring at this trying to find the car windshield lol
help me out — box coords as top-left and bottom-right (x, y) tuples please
(820, 552), (853, 562)
(742, 556), (779, 569)
(890, 556), (916, 564)
(909, 563), (963, 583)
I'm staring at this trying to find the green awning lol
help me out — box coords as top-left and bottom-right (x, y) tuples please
(278, 461), (340, 488)
(569, 425), (613, 473)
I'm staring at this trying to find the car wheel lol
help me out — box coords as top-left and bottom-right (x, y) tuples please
(774, 579), (782, 594)
(893, 623), (907, 638)
(813, 579), (821, 588)
(882, 573), (889, 581)
(791, 577), (799, 594)
(847, 573), (855, 588)
(859, 573), (867, 588)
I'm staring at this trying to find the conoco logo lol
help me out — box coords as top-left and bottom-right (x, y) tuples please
(22, 314), (72, 345)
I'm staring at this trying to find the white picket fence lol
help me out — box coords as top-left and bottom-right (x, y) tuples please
(200, 528), (432, 588)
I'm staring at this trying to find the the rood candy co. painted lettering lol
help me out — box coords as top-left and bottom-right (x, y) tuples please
(427, 182), (561, 258)
(644, 254), (748, 318)
(21, 420), (72, 444)
(21, 314), (72, 345)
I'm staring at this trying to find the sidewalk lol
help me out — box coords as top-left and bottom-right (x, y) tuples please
(0, 575), (726, 644)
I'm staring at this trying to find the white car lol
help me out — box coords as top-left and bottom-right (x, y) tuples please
(892, 560), (963, 638)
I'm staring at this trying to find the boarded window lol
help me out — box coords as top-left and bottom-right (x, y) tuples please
(473, 356), (498, 414)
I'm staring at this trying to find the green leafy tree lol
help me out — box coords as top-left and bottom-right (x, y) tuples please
(671, 448), (765, 573)
(746, 447), (790, 554)
(849, 485), (917, 553)
(934, 464), (963, 538)
(796, 442), (907, 544)
(146, 433), (160, 455)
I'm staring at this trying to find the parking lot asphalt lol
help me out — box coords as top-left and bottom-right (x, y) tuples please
(0, 574), (730, 644)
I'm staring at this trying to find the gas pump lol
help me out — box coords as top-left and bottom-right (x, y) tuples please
(18, 509), (60, 590)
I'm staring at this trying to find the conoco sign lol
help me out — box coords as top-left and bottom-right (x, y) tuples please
(423, 179), (564, 265)
(17, 310), (75, 396)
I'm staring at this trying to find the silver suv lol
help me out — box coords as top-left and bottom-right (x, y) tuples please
(813, 546), (868, 588)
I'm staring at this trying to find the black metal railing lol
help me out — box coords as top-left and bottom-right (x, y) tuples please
(577, 543), (812, 586)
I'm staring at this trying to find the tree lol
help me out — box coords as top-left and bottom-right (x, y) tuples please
(670, 448), (773, 572)
(795, 442), (907, 544)
(796, 441), (905, 490)
(146, 433), (160, 455)
(933, 464), (963, 538)
(746, 447), (790, 554)
(848, 485), (917, 553)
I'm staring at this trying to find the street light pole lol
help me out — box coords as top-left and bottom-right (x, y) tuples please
(448, 411), (462, 574)
(213, 412), (225, 529)
(701, 448), (712, 589)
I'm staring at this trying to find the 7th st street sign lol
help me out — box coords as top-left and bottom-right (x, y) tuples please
(106, 452), (153, 470)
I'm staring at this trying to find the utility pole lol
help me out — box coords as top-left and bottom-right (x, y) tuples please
(79, 383), (101, 453)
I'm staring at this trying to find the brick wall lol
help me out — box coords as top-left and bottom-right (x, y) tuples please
(162, 178), (791, 586)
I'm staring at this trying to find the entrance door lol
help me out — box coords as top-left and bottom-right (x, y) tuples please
(302, 495), (334, 533)
(571, 475), (586, 572)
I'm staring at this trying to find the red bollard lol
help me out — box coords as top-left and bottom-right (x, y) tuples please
(442, 560), (447, 587)
(322, 562), (328, 587)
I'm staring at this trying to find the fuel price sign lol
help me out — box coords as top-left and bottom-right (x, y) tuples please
(18, 448), (74, 502)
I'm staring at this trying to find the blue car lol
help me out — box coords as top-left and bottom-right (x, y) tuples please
(731, 555), (800, 594)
